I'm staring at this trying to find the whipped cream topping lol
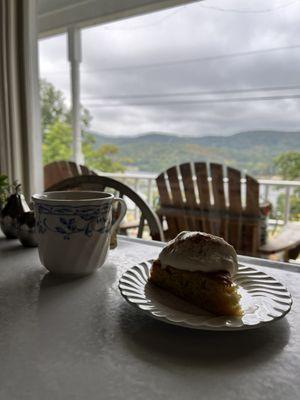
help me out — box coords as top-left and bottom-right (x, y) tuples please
(158, 231), (238, 275)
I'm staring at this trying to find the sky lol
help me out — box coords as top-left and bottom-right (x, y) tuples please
(39, 0), (300, 137)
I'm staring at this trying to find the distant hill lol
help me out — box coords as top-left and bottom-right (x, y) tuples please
(89, 130), (300, 176)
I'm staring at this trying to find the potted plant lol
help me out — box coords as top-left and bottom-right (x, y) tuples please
(0, 181), (30, 238)
(0, 174), (9, 211)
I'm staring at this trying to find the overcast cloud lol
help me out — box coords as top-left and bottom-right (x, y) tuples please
(39, 0), (300, 137)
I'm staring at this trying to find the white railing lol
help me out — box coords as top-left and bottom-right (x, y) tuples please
(99, 171), (300, 225)
(259, 179), (300, 225)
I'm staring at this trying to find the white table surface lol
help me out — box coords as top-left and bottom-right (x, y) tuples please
(0, 235), (299, 400)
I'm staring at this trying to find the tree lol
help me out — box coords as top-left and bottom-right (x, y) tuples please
(39, 79), (125, 172)
(273, 151), (300, 221)
(273, 151), (300, 180)
(40, 79), (68, 132)
(276, 192), (300, 221)
(42, 121), (73, 165)
(40, 79), (91, 132)
(83, 139), (125, 172)
(42, 122), (126, 171)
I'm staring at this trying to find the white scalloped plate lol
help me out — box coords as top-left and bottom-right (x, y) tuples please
(118, 260), (292, 330)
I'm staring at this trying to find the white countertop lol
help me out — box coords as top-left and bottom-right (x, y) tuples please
(0, 235), (299, 400)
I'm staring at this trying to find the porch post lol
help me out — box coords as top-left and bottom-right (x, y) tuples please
(68, 27), (83, 165)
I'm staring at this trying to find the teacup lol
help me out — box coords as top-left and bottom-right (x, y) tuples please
(32, 191), (127, 275)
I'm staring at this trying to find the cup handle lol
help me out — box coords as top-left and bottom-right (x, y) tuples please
(111, 198), (127, 234)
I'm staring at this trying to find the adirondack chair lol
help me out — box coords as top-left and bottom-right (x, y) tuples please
(156, 162), (271, 257)
(44, 161), (147, 238)
(260, 222), (300, 262)
(44, 160), (96, 190)
(46, 175), (164, 242)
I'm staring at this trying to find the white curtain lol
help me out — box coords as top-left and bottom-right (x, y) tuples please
(0, 0), (42, 199)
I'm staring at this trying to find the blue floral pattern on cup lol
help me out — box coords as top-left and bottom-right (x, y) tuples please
(36, 203), (111, 240)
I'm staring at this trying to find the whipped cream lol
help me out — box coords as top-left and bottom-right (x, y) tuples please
(158, 231), (238, 275)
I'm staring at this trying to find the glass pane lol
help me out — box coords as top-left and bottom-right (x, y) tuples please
(81, 1), (300, 230)
(38, 1), (300, 237)
(38, 33), (71, 166)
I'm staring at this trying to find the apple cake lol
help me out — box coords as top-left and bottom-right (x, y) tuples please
(149, 231), (242, 316)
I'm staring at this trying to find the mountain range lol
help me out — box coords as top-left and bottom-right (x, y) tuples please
(90, 130), (300, 176)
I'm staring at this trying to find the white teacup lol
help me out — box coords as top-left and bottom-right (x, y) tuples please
(32, 191), (127, 275)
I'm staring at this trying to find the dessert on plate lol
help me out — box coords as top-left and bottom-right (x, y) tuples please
(149, 231), (242, 316)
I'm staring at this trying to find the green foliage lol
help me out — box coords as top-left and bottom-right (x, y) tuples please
(90, 131), (300, 176)
(82, 132), (125, 172)
(276, 191), (300, 221)
(42, 121), (73, 165)
(40, 79), (125, 172)
(273, 151), (300, 221)
(41, 120), (125, 172)
(0, 174), (9, 205)
(40, 79), (68, 132)
(273, 151), (300, 180)
(40, 79), (92, 133)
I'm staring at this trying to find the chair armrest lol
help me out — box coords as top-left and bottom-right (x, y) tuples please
(259, 222), (300, 254)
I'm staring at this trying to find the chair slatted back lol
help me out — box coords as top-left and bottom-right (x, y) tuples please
(44, 160), (95, 190)
(167, 166), (188, 231)
(180, 163), (197, 231)
(156, 162), (261, 255)
(195, 162), (211, 232)
(244, 175), (260, 254)
(156, 172), (179, 235)
(211, 163), (227, 239)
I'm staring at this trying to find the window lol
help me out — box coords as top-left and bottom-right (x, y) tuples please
(39, 1), (300, 224)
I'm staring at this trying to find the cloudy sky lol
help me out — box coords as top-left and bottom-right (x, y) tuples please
(39, 0), (300, 137)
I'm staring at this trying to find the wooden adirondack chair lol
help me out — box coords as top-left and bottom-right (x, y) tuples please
(44, 161), (157, 239)
(44, 160), (96, 190)
(260, 222), (300, 262)
(46, 175), (164, 241)
(156, 162), (269, 257)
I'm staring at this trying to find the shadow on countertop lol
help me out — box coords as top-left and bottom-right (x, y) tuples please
(118, 302), (290, 371)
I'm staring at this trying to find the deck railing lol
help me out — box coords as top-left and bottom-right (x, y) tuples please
(98, 171), (300, 226)
(259, 178), (300, 225)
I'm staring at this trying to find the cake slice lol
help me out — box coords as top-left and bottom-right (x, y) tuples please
(149, 231), (242, 316)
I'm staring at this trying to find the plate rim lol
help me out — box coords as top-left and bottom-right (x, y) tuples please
(118, 260), (293, 331)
